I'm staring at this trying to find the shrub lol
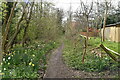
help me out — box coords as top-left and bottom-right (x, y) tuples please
(2, 41), (58, 78)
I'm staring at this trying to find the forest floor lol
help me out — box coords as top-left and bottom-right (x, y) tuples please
(43, 43), (118, 78)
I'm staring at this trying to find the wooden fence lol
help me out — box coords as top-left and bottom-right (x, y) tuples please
(101, 25), (120, 42)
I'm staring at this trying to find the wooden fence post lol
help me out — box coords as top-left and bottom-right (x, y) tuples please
(82, 37), (87, 63)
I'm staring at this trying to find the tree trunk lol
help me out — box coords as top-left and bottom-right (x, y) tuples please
(2, 2), (17, 53)
(102, 9), (107, 42)
(40, 0), (43, 18)
(22, 22), (29, 47)
(86, 15), (89, 48)
(102, 1), (108, 42)
(5, 9), (25, 52)
(22, 2), (34, 47)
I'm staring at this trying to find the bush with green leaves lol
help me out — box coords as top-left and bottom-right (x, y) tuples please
(2, 41), (58, 78)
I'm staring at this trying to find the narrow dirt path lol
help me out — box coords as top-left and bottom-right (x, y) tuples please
(43, 43), (117, 78)
(44, 44), (74, 78)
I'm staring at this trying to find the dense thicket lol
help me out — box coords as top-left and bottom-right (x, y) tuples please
(1, 1), (64, 54)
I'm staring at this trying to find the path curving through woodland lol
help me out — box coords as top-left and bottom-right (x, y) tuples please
(44, 43), (74, 78)
(43, 43), (117, 78)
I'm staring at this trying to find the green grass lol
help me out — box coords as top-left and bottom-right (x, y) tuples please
(2, 41), (59, 78)
(88, 37), (101, 47)
(88, 37), (120, 53)
(103, 41), (119, 53)
(63, 36), (119, 72)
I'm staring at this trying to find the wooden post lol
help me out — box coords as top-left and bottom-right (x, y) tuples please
(82, 37), (87, 63)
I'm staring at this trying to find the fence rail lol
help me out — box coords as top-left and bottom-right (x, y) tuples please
(100, 44), (120, 62)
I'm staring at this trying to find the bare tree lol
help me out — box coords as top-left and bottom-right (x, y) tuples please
(102, 0), (112, 42)
(75, 0), (93, 63)
(22, 2), (34, 46)
(65, 3), (73, 37)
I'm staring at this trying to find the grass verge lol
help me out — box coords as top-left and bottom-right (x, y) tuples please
(63, 36), (119, 73)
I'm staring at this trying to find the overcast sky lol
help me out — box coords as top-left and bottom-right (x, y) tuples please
(46, 0), (119, 11)
(5, 0), (120, 11)
(44, 0), (119, 21)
